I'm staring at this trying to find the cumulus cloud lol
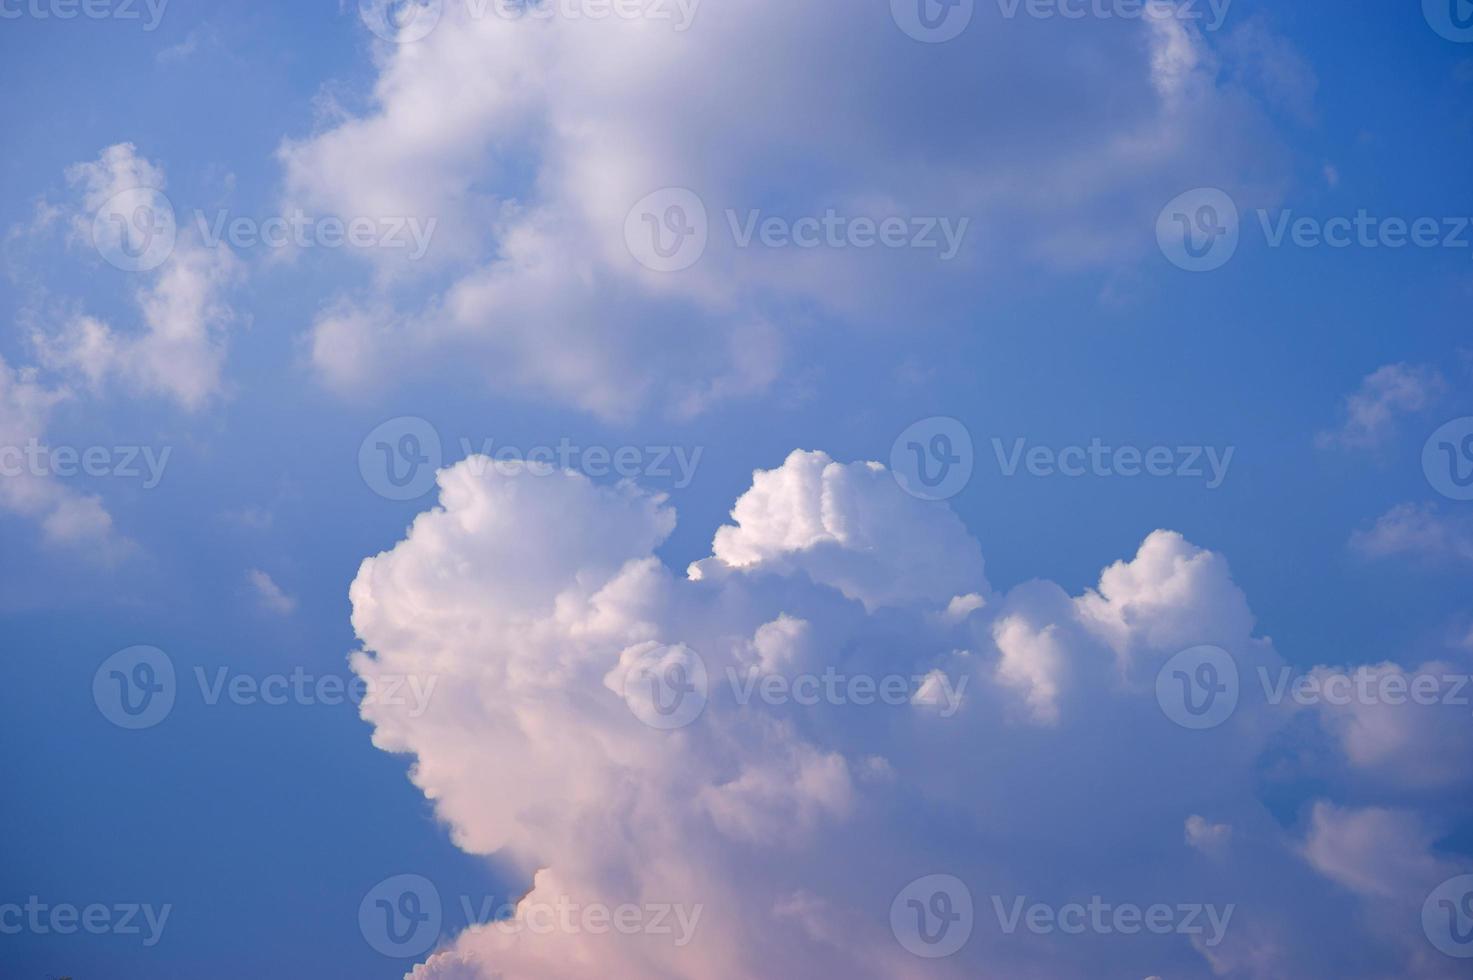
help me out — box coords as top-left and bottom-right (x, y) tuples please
(1317, 363), (1445, 451)
(282, 5), (1298, 418)
(32, 143), (241, 411)
(347, 449), (1468, 979)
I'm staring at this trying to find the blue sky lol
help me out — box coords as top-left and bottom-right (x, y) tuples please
(1, 1), (1471, 977)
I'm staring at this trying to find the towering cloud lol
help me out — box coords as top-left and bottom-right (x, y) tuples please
(349, 450), (1469, 979)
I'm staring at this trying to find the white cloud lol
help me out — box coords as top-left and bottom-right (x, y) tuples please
(246, 569), (297, 615)
(1317, 363), (1445, 451)
(34, 144), (241, 412)
(0, 354), (127, 557)
(1350, 503), (1473, 565)
(1185, 815), (1233, 857)
(282, 6), (1298, 419)
(347, 450), (1466, 979)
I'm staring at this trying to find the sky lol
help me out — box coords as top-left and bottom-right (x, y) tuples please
(0, 0), (1471, 977)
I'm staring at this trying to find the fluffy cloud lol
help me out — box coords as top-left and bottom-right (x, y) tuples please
(348, 449), (1469, 979)
(1350, 503), (1473, 565)
(0, 355), (125, 555)
(33, 143), (241, 411)
(1317, 363), (1446, 452)
(283, 5), (1299, 418)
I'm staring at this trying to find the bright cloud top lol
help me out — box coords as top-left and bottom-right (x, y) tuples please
(348, 449), (1469, 979)
(284, 4), (1299, 419)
